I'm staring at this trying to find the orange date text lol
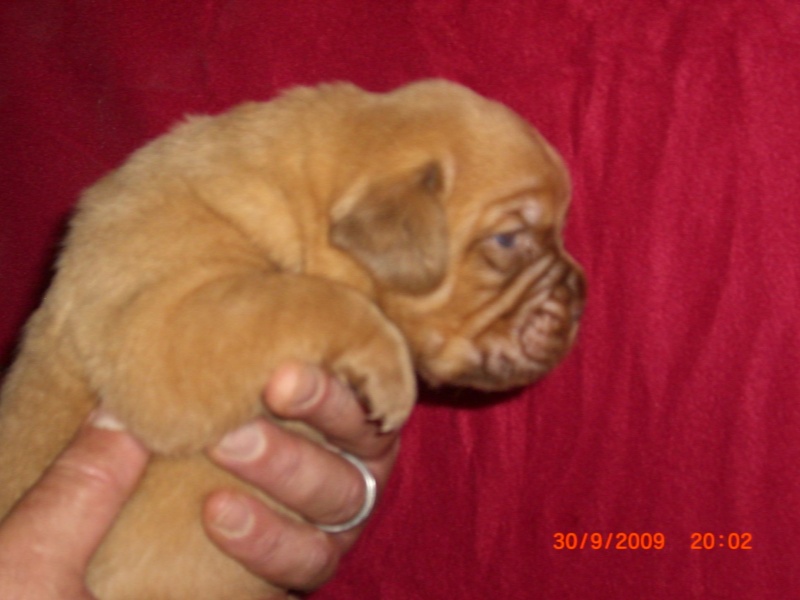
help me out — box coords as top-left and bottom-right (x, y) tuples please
(553, 532), (666, 550)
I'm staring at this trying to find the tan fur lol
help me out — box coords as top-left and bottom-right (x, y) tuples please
(0, 80), (585, 599)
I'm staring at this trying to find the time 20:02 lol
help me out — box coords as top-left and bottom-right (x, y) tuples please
(690, 532), (752, 550)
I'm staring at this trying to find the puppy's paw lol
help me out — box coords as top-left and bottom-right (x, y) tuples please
(332, 321), (417, 432)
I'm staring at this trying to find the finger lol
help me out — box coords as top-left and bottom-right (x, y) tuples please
(0, 411), (149, 576)
(208, 418), (398, 530)
(264, 361), (400, 460)
(203, 490), (339, 592)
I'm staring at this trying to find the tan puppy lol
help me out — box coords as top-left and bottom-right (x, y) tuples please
(0, 80), (585, 598)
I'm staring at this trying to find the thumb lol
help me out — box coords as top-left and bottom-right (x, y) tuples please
(0, 410), (149, 580)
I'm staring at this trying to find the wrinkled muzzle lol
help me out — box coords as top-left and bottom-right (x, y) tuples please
(422, 252), (585, 391)
(515, 257), (585, 368)
(477, 253), (584, 389)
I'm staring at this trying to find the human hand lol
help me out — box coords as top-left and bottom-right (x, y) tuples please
(0, 362), (402, 599)
(0, 411), (149, 599)
(204, 361), (402, 595)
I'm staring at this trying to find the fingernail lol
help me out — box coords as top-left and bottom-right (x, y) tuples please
(271, 364), (324, 415)
(213, 421), (266, 462)
(210, 494), (254, 539)
(89, 409), (126, 432)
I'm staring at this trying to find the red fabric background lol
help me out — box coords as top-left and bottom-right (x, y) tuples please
(1, 1), (799, 598)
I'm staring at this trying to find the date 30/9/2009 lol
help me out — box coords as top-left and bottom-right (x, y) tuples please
(552, 532), (753, 551)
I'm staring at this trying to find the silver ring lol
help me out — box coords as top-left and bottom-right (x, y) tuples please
(315, 451), (377, 534)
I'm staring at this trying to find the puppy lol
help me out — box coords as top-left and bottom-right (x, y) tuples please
(0, 80), (585, 599)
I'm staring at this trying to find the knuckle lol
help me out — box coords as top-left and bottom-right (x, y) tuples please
(318, 463), (366, 525)
(56, 454), (123, 495)
(339, 463), (368, 516)
(248, 518), (291, 565)
(299, 532), (341, 588)
(325, 375), (357, 413)
(265, 440), (305, 489)
(255, 526), (339, 591)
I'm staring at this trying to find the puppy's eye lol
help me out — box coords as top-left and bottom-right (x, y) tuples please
(478, 228), (537, 275)
(492, 229), (532, 251)
(492, 231), (519, 249)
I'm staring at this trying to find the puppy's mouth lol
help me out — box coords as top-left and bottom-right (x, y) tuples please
(419, 260), (585, 391)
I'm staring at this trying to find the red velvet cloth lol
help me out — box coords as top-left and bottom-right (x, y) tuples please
(1, 2), (798, 598)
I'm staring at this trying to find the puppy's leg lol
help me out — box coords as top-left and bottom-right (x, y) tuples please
(80, 271), (416, 455)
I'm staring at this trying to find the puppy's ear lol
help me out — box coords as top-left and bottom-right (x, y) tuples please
(330, 162), (448, 294)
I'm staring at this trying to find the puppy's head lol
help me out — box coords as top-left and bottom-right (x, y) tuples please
(326, 80), (585, 391)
